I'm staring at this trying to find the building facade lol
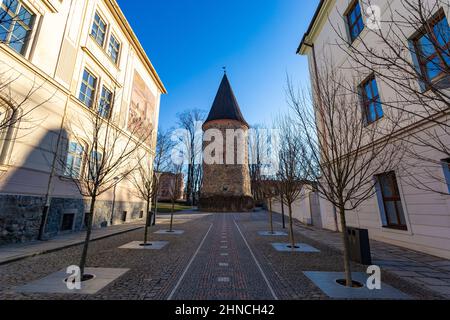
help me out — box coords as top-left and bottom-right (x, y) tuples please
(157, 172), (184, 202)
(200, 74), (254, 212)
(297, 0), (450, 258)
(0, 0), (166, 244)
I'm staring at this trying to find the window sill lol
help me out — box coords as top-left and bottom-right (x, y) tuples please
(382, 225), (408, 231)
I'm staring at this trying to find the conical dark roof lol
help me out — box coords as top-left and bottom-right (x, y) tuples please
(204, 74), (249, 127)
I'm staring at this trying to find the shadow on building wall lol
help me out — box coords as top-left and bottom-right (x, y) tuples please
(0, 128), (144, 245)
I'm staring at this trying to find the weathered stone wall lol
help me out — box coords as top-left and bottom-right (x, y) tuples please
(0, 195), (146, 245)
(200, 119), (254, 212)
(0, 195), (45, 244)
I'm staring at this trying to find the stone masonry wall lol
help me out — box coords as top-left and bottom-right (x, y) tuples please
(200, 119), (253, 212)
(0, 195), (146, 245)
(202, 120), (252, 198)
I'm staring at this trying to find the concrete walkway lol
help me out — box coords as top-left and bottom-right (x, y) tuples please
(267, 210), (450, 298)
(0, 223), (143, 265)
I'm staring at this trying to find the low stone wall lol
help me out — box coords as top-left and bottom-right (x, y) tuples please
(0, 195), (145, 245)
(199, 195), (254, 212)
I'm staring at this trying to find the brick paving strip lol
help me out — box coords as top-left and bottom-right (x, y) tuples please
(169, 213), (277, 300)
(0, 223), (144, 265)
(265, 210), (450, 298)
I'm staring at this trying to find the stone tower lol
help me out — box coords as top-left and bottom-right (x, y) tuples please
(199, 74), (254, 212)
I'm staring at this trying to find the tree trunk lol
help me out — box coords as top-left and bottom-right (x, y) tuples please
(152, 194), (158, 226)
(288, 202), (295, 249)
(280, 195), (286, 229)
(269, 198), (274, 234)
(79, 197), (96, 278)
(143, 199), (151, 244)
(170, 201), (175, 232)
(339, 205), (353, 287)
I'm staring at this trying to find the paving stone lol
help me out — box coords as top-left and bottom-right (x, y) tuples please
(426, 285), (450, 297)
(415, 277), (448, 286)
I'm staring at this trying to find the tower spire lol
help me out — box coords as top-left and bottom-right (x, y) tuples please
(204, 73), (248, 127)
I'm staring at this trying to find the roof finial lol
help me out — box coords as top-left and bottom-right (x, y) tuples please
(222, 66), (227, 74)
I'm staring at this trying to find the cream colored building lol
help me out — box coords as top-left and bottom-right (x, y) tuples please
(0, 0), (166, 244)
(296, 0), (450, 258)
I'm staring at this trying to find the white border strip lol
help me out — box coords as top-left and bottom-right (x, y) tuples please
(234, 220), (279, 300)
(167, 223), (213, 300)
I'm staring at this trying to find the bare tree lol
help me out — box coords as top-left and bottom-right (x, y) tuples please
(60, 103), (152, 278)
(287, 63), (404, 287)
(129, 158), (159, 246)
(168, 164), (183, 233)
(330, 0), (450, 195)
(152, 128), (176, 225)
(176, 109), (205, 205)
(154, 128), (175, 173)
(248, 124), (264, 205)
(259, 177), (278, 234)
(276, 115), (309, 250)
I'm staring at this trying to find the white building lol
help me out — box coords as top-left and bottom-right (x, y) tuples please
(0, 0), (166, 244)
(296, 0), (450, 259)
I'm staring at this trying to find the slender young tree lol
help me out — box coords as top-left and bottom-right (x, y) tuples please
(287, 62), (405, 287)
(276, 115), (309, 250)
(248, 124), (264, 204)
(152, 128), (176, 224)
(129, 158), (160, 245)
(176, 109), (205, 205)
(330, 0), (450, 195)
(260, 177), (278, 234)
(61, 101), (151, 278)
(168, 164), (183, 232)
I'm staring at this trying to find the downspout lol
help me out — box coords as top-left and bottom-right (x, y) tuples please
(303, 42), (338, 232)
(38, 0), (75, 240)
(38, 94), (70, 240)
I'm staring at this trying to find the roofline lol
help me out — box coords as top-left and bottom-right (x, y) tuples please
(106, 0), (167, 94)
(296, 0), (325, 54)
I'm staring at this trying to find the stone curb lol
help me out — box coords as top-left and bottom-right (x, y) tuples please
(0, 225), (144, 266)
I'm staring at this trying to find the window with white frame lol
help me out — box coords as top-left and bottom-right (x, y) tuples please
(64, 141), (84, 179)
(90, 12), (107, 47)
(79, 69), (97, 108)
(0, 0), (35, 55)
(98, 86), (113, 119)
(108, 34), (120, 64)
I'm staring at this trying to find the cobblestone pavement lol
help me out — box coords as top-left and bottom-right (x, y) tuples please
(0, 214), (212, 300)
(0, 222), (143, 265)
(0, 210), (445, 300)
(264, 209), (450, 299)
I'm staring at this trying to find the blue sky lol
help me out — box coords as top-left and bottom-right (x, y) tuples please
(117, 0), (318, 130)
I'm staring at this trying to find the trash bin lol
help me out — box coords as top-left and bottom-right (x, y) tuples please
(347, 227), (372, 265)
